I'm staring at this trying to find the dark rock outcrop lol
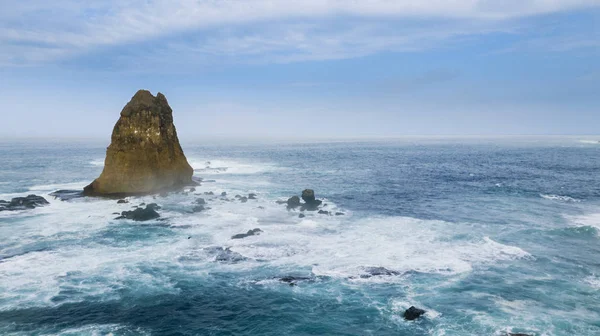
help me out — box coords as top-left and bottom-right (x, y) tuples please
(83, 90), (194, 196)
(117, 199), (128, 204)
(115, 204), (160, 221)
(299, 213), (305, 218)
(248, 193), (257, 199)
(318, 210), (330, 215)
(403, 306), (426, 320)
(194, 198), (206, 205)
(287, 196), (301, 209)
(300, 189), (322, 211)
(0, 195), (49, 211)
(278, 276), (313, 286)
(231, 228), (263, 239)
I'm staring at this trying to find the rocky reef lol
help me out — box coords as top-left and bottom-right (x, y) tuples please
(0, 195), (49, 211)
(84, 90), (194, 196)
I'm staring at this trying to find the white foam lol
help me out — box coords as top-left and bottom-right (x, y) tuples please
(579, 140), (600, 144)
(569, 213), (600, 230)
(584, 275), (600, 289)
(0, 175), (532, 311)
(89, 159), (105, 166)
(540, 194), (580, 202)
(189, 158), (284, 175)
(28, 181), (90, 192)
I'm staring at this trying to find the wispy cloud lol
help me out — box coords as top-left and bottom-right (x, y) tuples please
(0, 0), (598, 67)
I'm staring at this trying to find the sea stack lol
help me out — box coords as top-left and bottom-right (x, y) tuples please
(83, 90), (194, 196)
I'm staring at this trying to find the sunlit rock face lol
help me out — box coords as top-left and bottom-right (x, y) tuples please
(83, 90), (194, 196)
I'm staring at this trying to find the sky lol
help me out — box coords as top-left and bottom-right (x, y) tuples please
(0, 0), (599, 139)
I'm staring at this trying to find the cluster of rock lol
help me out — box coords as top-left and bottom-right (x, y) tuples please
(115, 203), (161, 221)
(0, 195), (49, 211)
(83, 90), (194, 196)
(281, 189), (344, 216)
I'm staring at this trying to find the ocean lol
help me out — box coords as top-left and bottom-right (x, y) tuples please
(1, 137), (599, 335)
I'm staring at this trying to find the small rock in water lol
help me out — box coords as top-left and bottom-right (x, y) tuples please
(221, 192), (227, 196)
(361, 266), (400, 278)
(194, 198), (206, 205)
(248, 193), (257, 199)
(287, 196), (301, 209)
(278, 276), (313, 286)
(192, 205), (205, 213)
(189, 188), (196, 192)
(204, 247), (247, 263)
(235, 195), (242, 199)
(335, 212), (345, 216)
(318, 210), (330, 215)
(299, 213), (305, 218)
(139, 203), (146, 206)
(0, 195), (50, 211)
(146, 203), (161, 210)
(231, 228), (263, 239)
(239, 197), (248, 203)
(403, 306), (426, 321)
(276, 200), (287, 204)
(160, 192), (168, 198)
(117, 199), (128, 204)
(187, 236), (191, 239)
(115, 205), (160, 221)
(204, 191), (214, 195)
(300, 189), (323, 211)
(49, 189), (84, 201)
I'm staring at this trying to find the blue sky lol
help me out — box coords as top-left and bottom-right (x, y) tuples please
(0, 0), (599, 139)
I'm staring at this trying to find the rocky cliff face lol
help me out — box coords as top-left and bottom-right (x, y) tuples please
(84, 90), (194, 196)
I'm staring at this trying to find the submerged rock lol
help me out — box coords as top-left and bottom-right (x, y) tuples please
(115, 204), (160, 221)
(204, 247), (246, 263)
(248, 193), (257, 199)
(231, 228), (263, 239)
(192, 205), (205, 213)
(49, 189), (84, 201)
(221, 192), (227, 196)
(361, 267), (400, 278)
(194, 198), (206, 205)
(403, 306), (426, 320)
(335, 212), (345, 216)
(0, 195), (49, 211)
(318, 210), (330, 215)
(239, 196), (248, 203)
(278, 276), (313, 286)
(83, 90), (194, 196)
(299, 213), (305, 218)
(117, 199), (128, 204)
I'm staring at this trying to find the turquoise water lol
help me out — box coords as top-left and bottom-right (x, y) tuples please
(1, 137), (600, 335)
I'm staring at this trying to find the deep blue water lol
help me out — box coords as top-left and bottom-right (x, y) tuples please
(1, 137), (600, 335)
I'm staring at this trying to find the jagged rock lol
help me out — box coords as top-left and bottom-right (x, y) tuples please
(248, 193), (257, 199)
(204, 191), (214, 195)
(83, 90), (194, 196)
(302, 189), (316, 203)
(403, 306), (426, 320)
(287, 196), (301, 209)
(115, 205), (160, 221)
(300, 189), (322, 211)
(335, 212), (345, 216)
(231, 228), (263, 239)
(0, 195), (49, 211)
(117, 199), (128, 204)
(194, 198), (206, 205)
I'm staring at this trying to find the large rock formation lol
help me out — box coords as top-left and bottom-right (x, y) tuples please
(84, 90), (194, 196)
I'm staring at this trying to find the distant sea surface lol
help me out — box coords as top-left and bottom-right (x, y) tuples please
(1, 137), (600, 336)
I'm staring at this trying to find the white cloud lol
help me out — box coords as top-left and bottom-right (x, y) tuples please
(0, 0), (598, 66)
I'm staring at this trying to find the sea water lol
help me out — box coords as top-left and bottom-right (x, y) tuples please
(0, 137), (599, 335)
